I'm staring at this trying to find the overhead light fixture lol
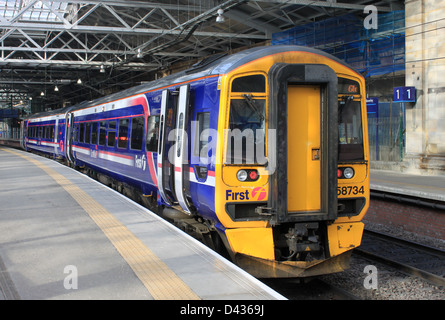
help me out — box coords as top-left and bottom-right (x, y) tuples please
(216, 8), (225, 23)
(40, 91), (45, 96)
(77, 78), (82, 84)
(137, 48), (143, 58)
(54, 85), (59, 92)
(100, 65), (105, 73)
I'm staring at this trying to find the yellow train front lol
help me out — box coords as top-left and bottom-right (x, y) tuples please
(213, 46), (369, 278)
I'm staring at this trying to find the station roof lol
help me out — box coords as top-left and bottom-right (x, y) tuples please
(0, 0), (403, 111)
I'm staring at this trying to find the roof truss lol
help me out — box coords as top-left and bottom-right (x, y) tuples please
(0, 0), (398, 109)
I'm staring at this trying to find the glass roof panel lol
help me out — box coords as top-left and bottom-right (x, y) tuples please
(0, 0), (69, 22)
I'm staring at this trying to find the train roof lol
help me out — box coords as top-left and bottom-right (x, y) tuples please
(26, 45), (358, 118)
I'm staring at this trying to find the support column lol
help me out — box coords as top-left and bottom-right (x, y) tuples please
(405, 0), (445, 173)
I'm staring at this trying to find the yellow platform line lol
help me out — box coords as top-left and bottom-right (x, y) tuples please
(1, 148), (199, 300)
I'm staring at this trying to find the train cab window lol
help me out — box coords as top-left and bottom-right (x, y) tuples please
(107, 121), (116, 147)
(193, 112), (210, 158)
(227, 73), (267, 164)
(231, 74), (265, 93)
(338, 98), (364, 161)
(130, 116), (144, 150)
(85, 123), (91, 144)
(91, 122), (98, 145)
(146, 115), (159, 152)
(338, 78), (364, 161)
(227, 98), (266, 164)
(99, 121), (106, 146)
(118, 118), (129, 149)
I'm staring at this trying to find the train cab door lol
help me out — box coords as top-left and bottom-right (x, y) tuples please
(173, 84), (193, 214)
(157, 89), (176, 205)
(287, 85), (321, 212)
(268, 64), (338, 223)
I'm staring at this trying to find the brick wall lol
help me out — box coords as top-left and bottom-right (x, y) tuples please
(364, 198), (445, 240)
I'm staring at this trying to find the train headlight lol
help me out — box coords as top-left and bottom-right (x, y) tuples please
(237, 169), (248, 181)
(343, 167), (354, 179)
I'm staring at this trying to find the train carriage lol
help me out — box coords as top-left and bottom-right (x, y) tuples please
(21, 45), (369, 278)
(23, 109), (68, 159)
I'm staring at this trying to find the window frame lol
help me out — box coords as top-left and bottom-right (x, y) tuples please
(117, 118), (129, 149)
(130, 116), (144, 151)
(146, 115), (160, 152)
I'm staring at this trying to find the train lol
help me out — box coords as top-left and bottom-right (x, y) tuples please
(20, 45), (369, 278)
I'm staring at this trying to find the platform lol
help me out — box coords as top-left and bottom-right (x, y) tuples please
(0, 147), (285, 300)
(370, 169), (445, 202)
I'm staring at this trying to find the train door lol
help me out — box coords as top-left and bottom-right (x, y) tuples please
(157, 89), (177, 205)
(287, 85), (321, 212)
(174, 84), (193, 214)
(65, 112), (74, 163)
(268, 64), (338, 223)
(54, 118), (59, 155)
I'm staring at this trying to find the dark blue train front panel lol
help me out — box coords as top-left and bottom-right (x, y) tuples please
(25, 114), (66, 158)
(70, 75), (220, 222)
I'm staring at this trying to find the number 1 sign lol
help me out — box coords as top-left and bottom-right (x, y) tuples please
(393, 87), (416, 102)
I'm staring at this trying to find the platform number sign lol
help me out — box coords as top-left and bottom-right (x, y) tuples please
(393, 87), (416, 102)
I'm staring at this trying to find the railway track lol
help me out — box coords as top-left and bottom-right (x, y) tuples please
(355, 229), (445, 287)
(261, 278), (361, 300)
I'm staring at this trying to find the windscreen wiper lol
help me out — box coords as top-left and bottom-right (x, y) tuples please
(242, 94), (264, 122)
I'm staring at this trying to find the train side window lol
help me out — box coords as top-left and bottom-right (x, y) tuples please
(74, 124), (79, 142)
(79, 123), (85, 143)
(118, 118), (129, 149)
(146, 115), (159, 152)
(231, 74), (266, 93)
(130, 116), (144, 150)
(91, 122), (98, 145)
(99, 121), (106, 146)
(107, 120), (116, 147)
(108, 120), (116, 130)
(193, 112), (210, 157)
(85, 122), (91, 144)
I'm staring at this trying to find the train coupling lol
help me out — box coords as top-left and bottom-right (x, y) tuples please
(285, 222), (320, 255)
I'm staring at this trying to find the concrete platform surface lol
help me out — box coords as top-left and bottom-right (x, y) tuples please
(0, 147), (285, 300)
(370, 169), (445, 202)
